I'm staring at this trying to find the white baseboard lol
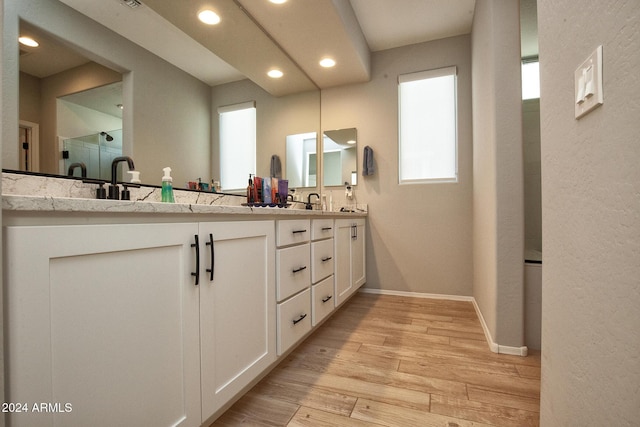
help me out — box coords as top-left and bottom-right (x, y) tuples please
(359, 288), (528, 357)
(359, 288), (474, 302)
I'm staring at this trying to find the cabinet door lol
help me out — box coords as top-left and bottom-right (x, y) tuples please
(4, 223), (201, 427)
(352, 219), (366, 288)
(334, 219), (353, 306)
(199, 221), (276, 421)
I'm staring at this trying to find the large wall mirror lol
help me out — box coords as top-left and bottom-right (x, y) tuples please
(6, 0), (320, 190)
(323, 128), (357, 186)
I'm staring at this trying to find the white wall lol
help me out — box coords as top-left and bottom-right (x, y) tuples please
(538, 0), (640, 424)
(322, 35), (474, 296)
(471, 0), (525, 348)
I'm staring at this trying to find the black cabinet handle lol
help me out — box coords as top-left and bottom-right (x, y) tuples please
(292, 229), (307, 234)
(292, 266), (307, 273)
(292, 313), (307, 325)
(321, 227), (332, 231)
(322, 295), (333, 303)
(321, 256), (332, 262)
(191, 234), (200, 286)
(351, 224), (358, 239)
(205, 233), (214, 281)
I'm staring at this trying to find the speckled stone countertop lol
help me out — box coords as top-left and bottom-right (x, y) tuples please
(2, 172), (367, 217)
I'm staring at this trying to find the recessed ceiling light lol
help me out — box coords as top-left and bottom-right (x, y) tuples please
(347, 140), (356, 145)
(269, 0), (287, 4)
(267, 69), (284, 78)
(18, 36), (39, 48)
(198, 10), (221, 25)
(319, 57), (336, 68)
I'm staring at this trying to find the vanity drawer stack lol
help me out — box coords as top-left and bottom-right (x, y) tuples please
(276, 219), (312, 355)
(310, 219), (335, 326)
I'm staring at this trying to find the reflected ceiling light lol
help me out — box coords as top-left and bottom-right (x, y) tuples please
(267, 69), (284, 78)
(347, 140), (356, 145)
(198, 10), (221, 25)
(319, 57), (336, 68)
(269, 0), (288, 4)
(18, 36), (39, 47)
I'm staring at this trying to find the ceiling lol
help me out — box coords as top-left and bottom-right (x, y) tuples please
(22, 0), (537, 104)
(54, 0), (477, 96)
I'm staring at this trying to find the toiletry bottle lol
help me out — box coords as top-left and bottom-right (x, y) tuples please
(128, 171), (141, 184)
(161, 167), (175, 203)
(247, 174), (255, 203)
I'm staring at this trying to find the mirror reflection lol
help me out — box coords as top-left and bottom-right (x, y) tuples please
(323, 128), (358, 186)
(10, 1), (321, 189)
(19, 19), (123, 179)
(285, 132), (317, 188)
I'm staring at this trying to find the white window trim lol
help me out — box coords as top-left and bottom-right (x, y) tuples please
(398, 66), (458, 185)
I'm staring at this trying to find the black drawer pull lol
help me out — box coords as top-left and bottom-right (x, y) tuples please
(292, 314), (307, 325)
(191, 234), (200, 286)
(292, 266), (307, 273)
(205, 233), (214, 281)
(321, 256), (332, 262)
(292, 229), (307, 234)
(321, 227), (332, 231)
(322, 295), (333, 303)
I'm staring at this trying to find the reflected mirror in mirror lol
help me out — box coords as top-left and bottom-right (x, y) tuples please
(323, 128), (357, 186)
(19, 20), (123, 177)
(58, 83), (123, 180)
(285, 132), (317, 188)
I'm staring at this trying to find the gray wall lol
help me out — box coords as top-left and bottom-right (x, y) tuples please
(4, 0), (211, 185)
(538, 0), (640, 424)
(322, 35), (474, 297)
(471, 0), (525, 348)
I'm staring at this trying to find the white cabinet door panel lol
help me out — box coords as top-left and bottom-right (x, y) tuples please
(199, 221), (276, 421)
(4, 223), (201, 427)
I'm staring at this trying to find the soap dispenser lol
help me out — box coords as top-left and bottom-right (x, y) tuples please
(161, 167), (175, 203)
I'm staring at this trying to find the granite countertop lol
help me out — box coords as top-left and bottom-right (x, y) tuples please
(1, 172), (367, 217)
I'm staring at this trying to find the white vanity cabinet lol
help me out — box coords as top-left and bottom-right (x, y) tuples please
(334, 218), (366, 307)
(3, 220), (276, 427)
(198, 221), (275, 421)
(4, 223), (202, 427)
(310, 219), (335, 326)
(275, 219), (312, 355)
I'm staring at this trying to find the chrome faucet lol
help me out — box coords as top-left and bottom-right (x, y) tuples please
(306, 193), (320, 210)
(67, 162), (87, 178)
(109, 156), (135, 200)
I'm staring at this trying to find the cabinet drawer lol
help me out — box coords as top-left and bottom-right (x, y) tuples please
(277, 288), (311, 355)
(277, 219), (310, 247)
(311, 238), (334, 284)
(276, 243), (310, 301)
(312, 276), (335, 326)
(311, 219), (334, 241)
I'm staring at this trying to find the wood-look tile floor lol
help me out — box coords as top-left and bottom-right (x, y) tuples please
(211, 292), (541, 426)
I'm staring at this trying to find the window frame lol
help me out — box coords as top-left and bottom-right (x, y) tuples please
(398, 66), (458, 185)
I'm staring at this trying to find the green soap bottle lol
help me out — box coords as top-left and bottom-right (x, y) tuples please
(161, 167), (175, 203)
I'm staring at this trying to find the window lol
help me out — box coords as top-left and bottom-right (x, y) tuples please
(398, 66), (457, 183)
(521, 59), (540, 100)
(218, 101), (256, 191)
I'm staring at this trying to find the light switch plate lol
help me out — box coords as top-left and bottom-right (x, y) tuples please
(575, 45), (603, 119)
